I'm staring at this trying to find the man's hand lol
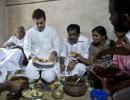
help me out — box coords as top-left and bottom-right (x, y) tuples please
(91, 64), (120, 78)
(67, 60), (77, 71)
(28, 53), (37, 60)
(60, 63), (66, 72)
(76, 53), (83, 60)
(49, 51), (57, 62)
(3, 42), (16, 48)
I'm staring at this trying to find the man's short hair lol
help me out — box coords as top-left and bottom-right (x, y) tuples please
(32, 8), (46, 20)
(67, 24), (80, 34)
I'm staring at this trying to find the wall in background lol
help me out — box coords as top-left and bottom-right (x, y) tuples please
(6, 0), (116, 44)
(0, 0), (6, 45)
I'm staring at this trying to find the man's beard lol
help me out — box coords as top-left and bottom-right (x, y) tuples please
(114, 24), (128, 33)
(67, 38), (77, 45)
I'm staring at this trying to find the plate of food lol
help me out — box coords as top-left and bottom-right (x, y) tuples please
(22, 88), (44, 99)
(32, 57), (55, 69)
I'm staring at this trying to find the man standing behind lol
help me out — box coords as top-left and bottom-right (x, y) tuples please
(24, 8), (60, 83)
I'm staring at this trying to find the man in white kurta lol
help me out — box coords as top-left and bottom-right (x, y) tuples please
(24, 9), (60, 83)
(0, 26), (25, 72)
(56, 24), (90, 77)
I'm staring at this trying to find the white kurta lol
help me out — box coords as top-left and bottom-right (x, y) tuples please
(0, 36), (24, 72)
(56, 35), (90, 77)
(24, 25), (60, 83)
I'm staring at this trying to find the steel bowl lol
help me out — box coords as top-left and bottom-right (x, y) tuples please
(52, 89), (64, 99)
(32, 58), (54, 69)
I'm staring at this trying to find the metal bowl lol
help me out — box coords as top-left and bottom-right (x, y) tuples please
(32, 58), (54, 69)
(52, 89), (64, 99)
(33, 61), (54, 69)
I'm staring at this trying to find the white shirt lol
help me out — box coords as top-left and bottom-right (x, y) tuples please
(5, 36), (24, 47)
(61, 35), (90, 59)
(24, 25), (60, 59)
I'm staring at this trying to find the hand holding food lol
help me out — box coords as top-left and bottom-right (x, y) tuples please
(70, 51), (77, 58)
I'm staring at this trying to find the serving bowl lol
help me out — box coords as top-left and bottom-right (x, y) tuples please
(64, 76), (87, 97)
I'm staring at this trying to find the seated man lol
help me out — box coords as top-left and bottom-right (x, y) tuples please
(24, 9), (60, 83)
(56, 24), (90, 77)
(0, 25), (27, 72)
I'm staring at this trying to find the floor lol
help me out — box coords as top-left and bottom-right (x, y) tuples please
(0, 90), (90, 100)
(0, 72), (112, 100)
(0, 88), (112, 100)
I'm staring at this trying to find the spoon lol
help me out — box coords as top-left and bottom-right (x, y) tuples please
(75, 77), (81, 84)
